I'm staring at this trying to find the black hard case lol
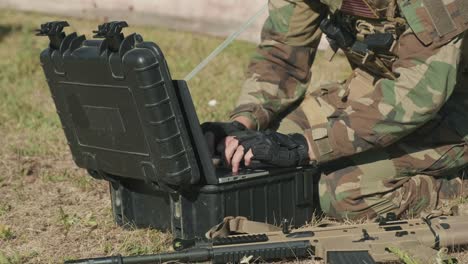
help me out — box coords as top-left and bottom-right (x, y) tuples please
(111, 168), (318, 238)
(39, 23), (319, 238)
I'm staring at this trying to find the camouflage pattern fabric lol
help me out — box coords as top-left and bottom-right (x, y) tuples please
(229, 0), (327, 130)
(316, 147), (466, 220)
(399, 0), (468, 45)
(231, 0), (468, 219)
(300, 33), (466, 164)
(276, 30), (468, 219)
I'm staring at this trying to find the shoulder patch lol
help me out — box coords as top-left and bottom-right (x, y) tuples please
(398, 0), (468, 45)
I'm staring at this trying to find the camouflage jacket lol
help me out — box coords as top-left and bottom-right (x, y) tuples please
(230, 0), (468, 163)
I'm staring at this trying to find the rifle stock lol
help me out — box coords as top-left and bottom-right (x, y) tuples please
(65, 215), (468, 264)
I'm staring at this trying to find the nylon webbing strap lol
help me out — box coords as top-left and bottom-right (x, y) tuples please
(206, 216), (281, 239)
(422, 0), (456, 36)
(301, 97), (333, 157)
(301, 97), (329, 129)
(184, 3), (268, 82)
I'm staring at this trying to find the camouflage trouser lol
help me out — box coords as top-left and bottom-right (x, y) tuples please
(279, 96), (468, 220)
(317, 147), (466, 220)
(280, 100), (468, 220)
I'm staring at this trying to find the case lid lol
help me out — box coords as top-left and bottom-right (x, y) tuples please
(39, 21), (204, 190)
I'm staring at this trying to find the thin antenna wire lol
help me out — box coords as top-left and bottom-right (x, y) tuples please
(184, 2), (268, 82)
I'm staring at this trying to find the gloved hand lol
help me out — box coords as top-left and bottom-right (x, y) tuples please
(230, 130), (310, 168)
(201, 121), (247, 157)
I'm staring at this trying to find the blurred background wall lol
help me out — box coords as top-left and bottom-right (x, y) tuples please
(0, 0), (268, 43)
(0, 0), (328, 48)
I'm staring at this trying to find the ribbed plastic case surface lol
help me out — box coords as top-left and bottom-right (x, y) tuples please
(40, 31), (199, 188)
(39, 22), (320, 239)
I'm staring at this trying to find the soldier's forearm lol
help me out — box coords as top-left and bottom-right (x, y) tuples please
(230, 0), (325, 130)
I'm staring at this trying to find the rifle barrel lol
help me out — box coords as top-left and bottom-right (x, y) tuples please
(64, 240), (311, 264)
(64, 248), (212, 264)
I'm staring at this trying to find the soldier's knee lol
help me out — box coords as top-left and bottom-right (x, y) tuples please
(320, 174), (441, 220)
(318, 176), (370, 220)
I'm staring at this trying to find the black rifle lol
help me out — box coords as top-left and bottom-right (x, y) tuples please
(65, 237), (311, 264)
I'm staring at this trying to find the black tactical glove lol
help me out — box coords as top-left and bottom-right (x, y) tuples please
(201, 121), (247, 156)
(234, 130), (310, 167)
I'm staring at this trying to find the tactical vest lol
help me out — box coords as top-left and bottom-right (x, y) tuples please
(321, 0), (468, 42)
(320, 0), (468, 78)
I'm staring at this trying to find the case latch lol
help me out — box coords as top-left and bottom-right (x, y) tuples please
(93, 21), (128, 52)
(35, 21), (69, 50)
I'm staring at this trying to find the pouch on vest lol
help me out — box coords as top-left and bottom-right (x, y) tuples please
(398, 0), (468, 45)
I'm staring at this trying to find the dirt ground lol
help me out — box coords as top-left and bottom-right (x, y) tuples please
(1, 8), (467, 264)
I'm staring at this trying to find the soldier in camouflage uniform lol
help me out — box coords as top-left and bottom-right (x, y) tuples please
(206, 0), (468, 220)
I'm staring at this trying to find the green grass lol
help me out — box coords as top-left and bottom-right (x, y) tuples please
(0, 252), (23, 264)
(0, 204), (11, 218)
(0, 225), (15, 241)
(0, 9), (350, 264)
